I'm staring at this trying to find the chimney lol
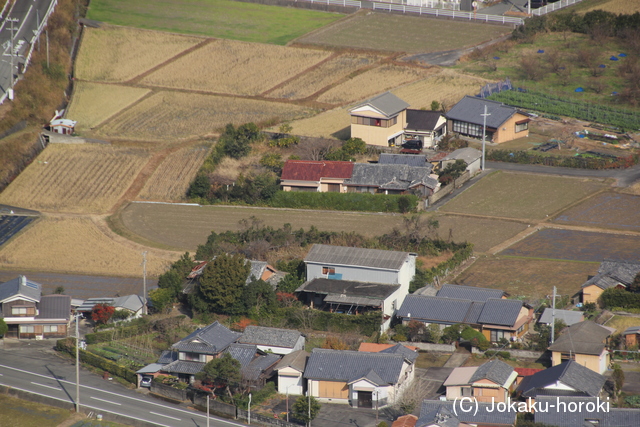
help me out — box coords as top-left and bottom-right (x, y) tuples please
(20, 275), (26, 287)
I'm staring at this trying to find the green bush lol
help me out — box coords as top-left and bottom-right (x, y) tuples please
(268, 191), (418, 213)
(600, 288), (640, 310)
(484, 350), (512, 360)
(56, 338), (137, 384)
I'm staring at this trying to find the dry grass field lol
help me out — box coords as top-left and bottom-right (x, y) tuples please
(75, 26), (203, 82)
(66, 82), (151, 133)
(605, 315), (640, 334)
(140, 39), (331, 96)
(98, 92), (314, 141)
(391, 69), (489, 110)
(581, 0), (640, 13)
(316, 64), (429, 105)
(453, 255), (599, 300)
(433, 215), (529, 253)
(285, 106), (351, 139)
(267, 54), (379, 100)
(0, 144), (149, 213)
(440, 171), (605, 220)
(138, 144), (211, 201)
(0, 216), (174, 276)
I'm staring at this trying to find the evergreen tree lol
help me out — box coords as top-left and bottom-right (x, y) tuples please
(197, 254), (250, 313)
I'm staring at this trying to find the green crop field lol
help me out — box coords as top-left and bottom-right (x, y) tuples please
(0, 394), (71, 427)
(87, 0), (343, 45)
(439, 171), (605, 220)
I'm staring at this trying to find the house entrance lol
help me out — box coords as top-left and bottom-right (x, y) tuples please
(357, 391), (373, 408)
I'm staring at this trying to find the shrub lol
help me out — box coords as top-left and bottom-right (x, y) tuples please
(268, 191), (418, 213)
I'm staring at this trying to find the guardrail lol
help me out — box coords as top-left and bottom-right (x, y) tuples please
(532, 0), (583, 16)
(371, 2), (524, 24)
(23, 0), (58, 74)
(304, 0), (361, 6)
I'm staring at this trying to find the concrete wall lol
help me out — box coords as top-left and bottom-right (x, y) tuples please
(150, 381), (188, 402)
(398, 342), (456, 352)
(306, 262), (400, 285)
(426, 171), (471, 206)
(192, 394), (237, 418)
(238, 408), (304, 427)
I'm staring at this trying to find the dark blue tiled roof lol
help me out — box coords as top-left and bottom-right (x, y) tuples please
(304, 349), (405, 385)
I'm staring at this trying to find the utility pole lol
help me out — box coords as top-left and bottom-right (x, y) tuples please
(75, 313), (80, 412)
(46, 29), (49, 68)
(248, 393), (252, 425)
(551, 286), (557, 345)
(481, 105), (491, 171)
(308, 391), (311, 427)
(141, 251), (147, 315)
(206, 394), (210, 427)
(6, 17), (18, 100)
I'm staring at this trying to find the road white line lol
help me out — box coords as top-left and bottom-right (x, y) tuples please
(0, 382), (71, 404)
(16, 5), (33, 35)
(150, 411), (181, 421)
(31, 381), (60, 391)
(76, 404), (173, 427)
(90, 396), (121, 406)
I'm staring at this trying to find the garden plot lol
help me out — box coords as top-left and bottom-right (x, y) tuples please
(317, 64), (428, 105)
(140, 39), (331, 96)
(0, 144), (149, 214)
(138, 144), (211, 201)
(267, 54), (379, 100)
(500, 228), (640, 262)
(66, 82), (151, 133)
(553, 192), (640, 232)
(98, 92), (314, 141)
(75, 26), (203, 82)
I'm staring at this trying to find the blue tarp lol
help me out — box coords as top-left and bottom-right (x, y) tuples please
(537, 49), (545, 53)
(599, 64), (606, 68)
(619, 53), (627, 57)
(610, 56), (619, 61)
(493, 56), (500, 60)
(575, 87), (584, 92)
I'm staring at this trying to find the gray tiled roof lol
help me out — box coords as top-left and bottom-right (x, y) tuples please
(379, 343), (419, 364)
(305, 244), (412, 271)
(225, 343), (258, 368)
(163, 360), (205, 375)
(417, 406), (460, 427)
(539, 308), (584, 326)
(37, 295), (71, 320)
(623, 326), (640, 336)
(351, 92), (410, 118)
(534, 396), (640, 427)
(237, 326), (302, 348)
(114, 295), (144, 312)
(405, 109), (445, 132)
(344, 164), (437, 191)
(157, 350), (178, 364)
(350, 369), (386, 386)
(548, 321), (612, 356)
(248, 261), (268, 282)
(275, 350), (309, 372)
(243, 353), (281, 381)
(304, 349), (405, 385)
(516, 360), (605, 398)
(469, 360), (514, 386)
(0, 275), (41, 303)
(172, 321), (241, 355)
(582, 259), (640, 290)
(418, 400), (516, 426)
(441, 147), (482, 164)
(436, 284), (505, 302)
(445, 96), (518, 128)
(477, 299), (524, 326)
(379, 153), (428, 168)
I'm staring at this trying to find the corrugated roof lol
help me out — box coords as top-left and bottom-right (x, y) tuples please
(405, 109), (445, 132)
(114, 295), (144, 312)
(445, 96), (517, 128)
(76, 297), (116, 312)
(534, 396), (640, 427)
(344, 164), (436, 191)
(539, 308), (584, 326)
(297, 278), (399, 305)
(350, 92), (410, 118)
(281, 160), (354, 182)
(304, 349), (405, 385)
(305, 244), (411, 271)
(173, 321), (241, 355)
(469, 360), (514, 386)
(418, 400), (516, 426)
(275, 350), (309, 372)
(436, 284), (505, 302)
(0, 276), (41, 303)
(137, 363), (165, 374)
(477, 298), (524, 326)
(548, 321), (612, 355)
(237, 325), (302, 348)
(379, 153), (428, 168)
(37, 295), (71, 320)
(516, 360), (605, 398)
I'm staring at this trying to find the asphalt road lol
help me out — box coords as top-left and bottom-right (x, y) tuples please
(0, 342), (245, 427)
(0, 0), (56, 96)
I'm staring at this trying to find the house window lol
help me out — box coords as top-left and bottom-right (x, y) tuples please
(184, 352), (201, 362)
(322, 267), (336, 275)
(515, 122), (528, 132)
(560, 352), (576, 362)
(12, 307), (27, 315)
(20, 325), (34, 333)
(462, 387), (472, 397)
(490, 330), (507, 342)
(44, 325), (58, 333)
(453, 121), (483, 137)
(390, 116), (397, 126)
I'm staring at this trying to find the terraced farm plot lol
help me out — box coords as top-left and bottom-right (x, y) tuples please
(500, 228), (640, 262)
(296, 12), (510, 53)
(66, 82), (151, 132)
(440, 171), (604, 220)
(285, 106), (351, 139)
(317, 64), (428, 105)
(434, 215), (528, 253)
(553, 192), (640, 232)
(454, 256), (600, 299)
(75, 26), (203, 82)
(0, 215), (36, 247)
(0, 216), (174, 276)
(99, 92), (314, 141)
(138, 144), (211, 201)
(0, 145), (149, 214)
(267, 54), (379, 100)
(140, 39), (331, 96)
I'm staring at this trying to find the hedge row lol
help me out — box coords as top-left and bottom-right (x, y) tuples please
(486, 149), (637, 170)
(268, 191), (418, 213)
(423, 244), (474, 285)
(600, 288), (640, 310)
(56, 338), (137, 384)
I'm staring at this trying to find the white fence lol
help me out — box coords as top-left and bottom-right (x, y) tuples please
(304, 0), (362, 6)
(533, 0), (584, 16)
(372, 2), (524, 25)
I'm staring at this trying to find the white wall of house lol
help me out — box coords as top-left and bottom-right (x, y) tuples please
(257, 336), (304, 355)
(543, 381), (578, 392)
(278, 369), (304, 395)
(350, 380), (390, 408)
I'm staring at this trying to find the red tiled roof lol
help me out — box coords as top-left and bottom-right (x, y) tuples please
(392, 414), (418, 427)
(281, 160), (354, 181)
(427, 152), (450, 162)
(514, 367), (544, 377)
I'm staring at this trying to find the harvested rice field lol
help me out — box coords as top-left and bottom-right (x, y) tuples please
(98, 92), (314, 141)
(138, 144), (211, 201)
(266, 54), (380, 100)
(75, 26), (203, 82)
(285, 106), (351, 139)
(66, 82), (151, 133)
(0, 216), (175, 276)
(316, 64), (429, 105)
(553, 192), (640, 232)
(140, 39), (331, 96)
(0, 144), (149, 214)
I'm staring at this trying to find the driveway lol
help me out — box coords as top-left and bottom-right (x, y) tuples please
(313, 403), (398, 427)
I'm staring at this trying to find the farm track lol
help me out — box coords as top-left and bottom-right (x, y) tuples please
(260, 51), (342, 97)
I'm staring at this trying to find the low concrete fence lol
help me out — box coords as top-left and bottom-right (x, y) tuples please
(427, 171), (471, 206)
(471, 348), (545, 359)
(237, 408), (304, 427)
(150, 381), (188, 402)
(193, 394), (237, 418)
(399, 341), (455, 352)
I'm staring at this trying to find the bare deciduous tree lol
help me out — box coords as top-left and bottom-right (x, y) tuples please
(519, 55), (543, 81)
